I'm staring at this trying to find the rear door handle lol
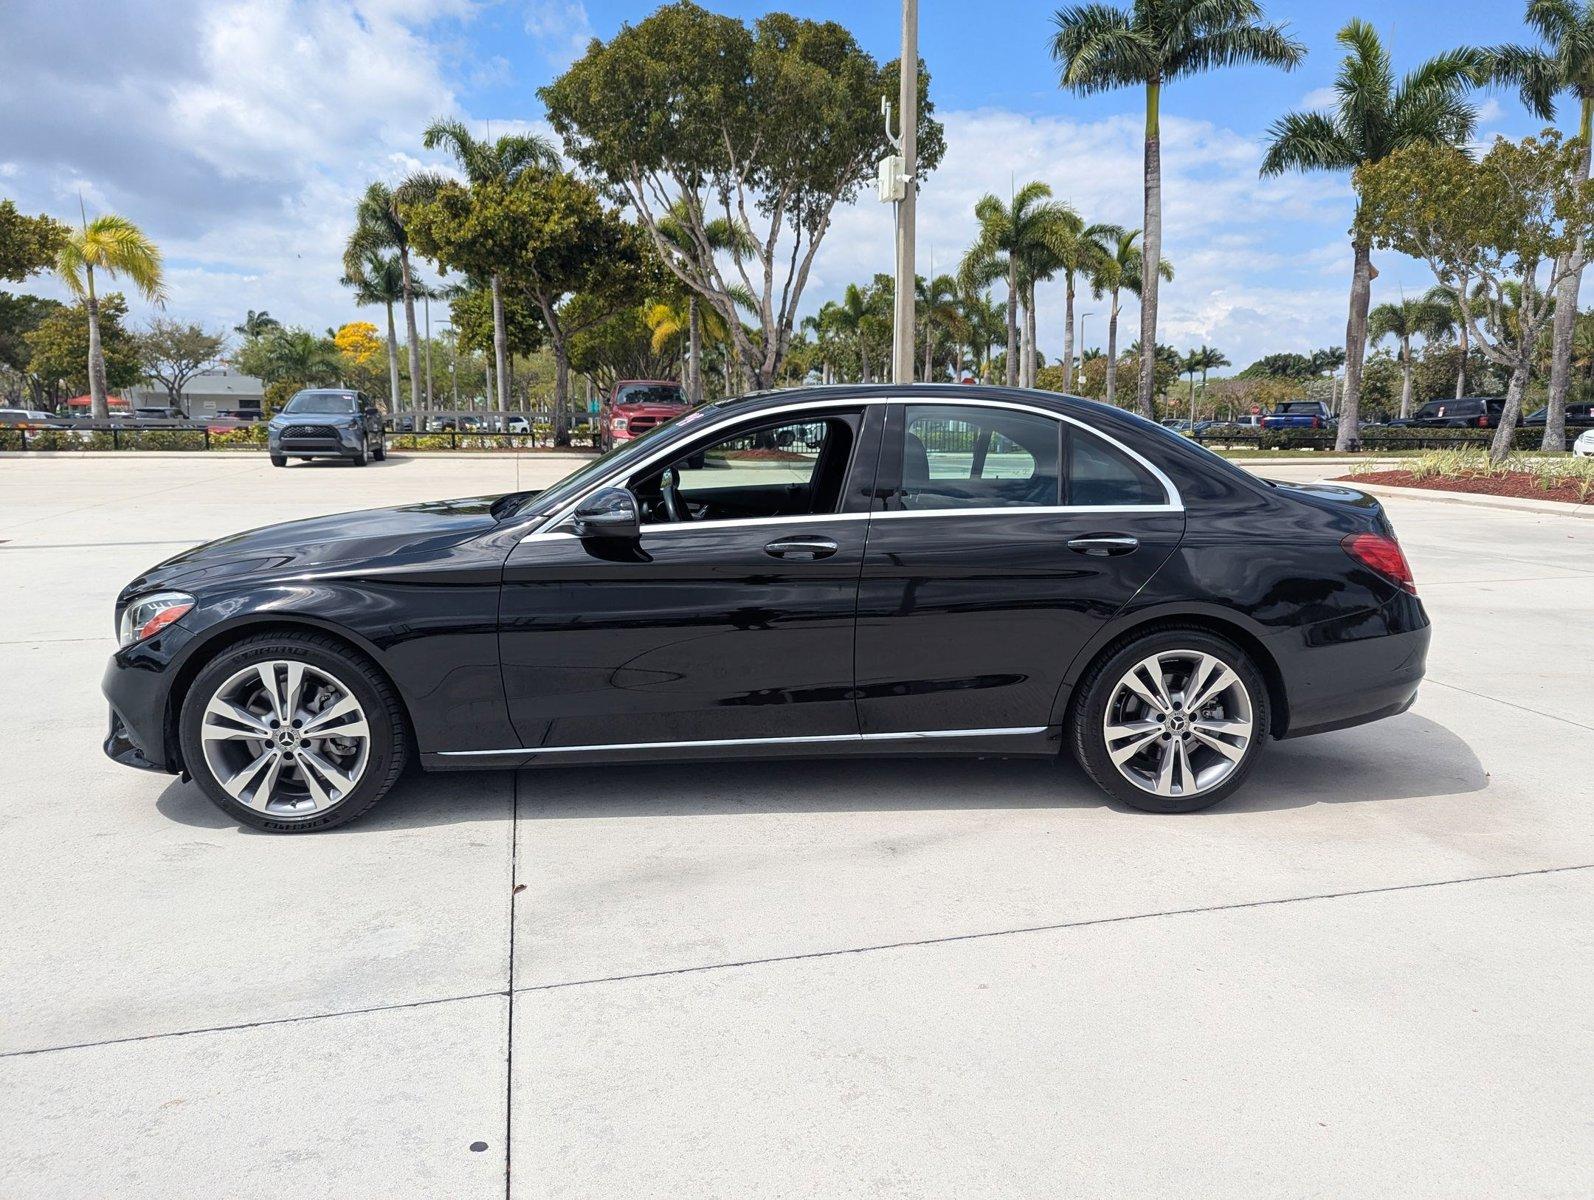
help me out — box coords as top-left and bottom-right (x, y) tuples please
(764, 536), (839, 561)
(1067, 534), (1139, 557)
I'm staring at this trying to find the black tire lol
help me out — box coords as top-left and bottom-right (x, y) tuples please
(372, 434), (386, 461)
(350, 438), (368, 467)
(1068, 627), (1270, 814)
(270, 453), (287, 467)
(179, 632), (408, 833)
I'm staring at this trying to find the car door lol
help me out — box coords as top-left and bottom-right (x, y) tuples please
(498, 404), (882, 750)
(854, 400), (1186, 736)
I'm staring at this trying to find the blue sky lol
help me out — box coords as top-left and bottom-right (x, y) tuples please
(0, 0), (1565, 372)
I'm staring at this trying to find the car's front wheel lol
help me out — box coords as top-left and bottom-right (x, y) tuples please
(350, 436), (368, 467)
(270, 452), (286, 467)
(179, 632), (408, 832)
(1070, 629), (1269, 813)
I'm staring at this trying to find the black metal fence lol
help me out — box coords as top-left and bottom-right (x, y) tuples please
(0, 422), (602, 453)
(1193, 427), (1554, 452)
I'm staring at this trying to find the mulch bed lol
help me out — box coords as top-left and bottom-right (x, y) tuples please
(1336, 470), (1591, 506)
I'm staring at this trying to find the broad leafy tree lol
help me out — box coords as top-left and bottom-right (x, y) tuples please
(1262, 21), (1484, 449)
(405, 172), (646, 443)
(1358, 132), (1594, 459)
(1053, 0), (1302, 414)
(542, 3), (944, 389)
(1489, 1), (1594, 449)
(135, 318), (225, 414)
(53, 214), (165, 418)
(233, 327), (344, 390)
(0, 201), (68, 282)
(25, 293), (141, 407)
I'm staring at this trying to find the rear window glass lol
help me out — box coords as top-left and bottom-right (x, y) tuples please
(1068, 432), (1166, 507)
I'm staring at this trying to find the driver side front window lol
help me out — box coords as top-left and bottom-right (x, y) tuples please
(634, 414), (854, 526)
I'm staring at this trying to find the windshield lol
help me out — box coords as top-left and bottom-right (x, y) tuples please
(1276, 402), (1320, 414)
(503, 407), (712, 520)
(614, 384), (685, 406)
(284, 392), (358, 414)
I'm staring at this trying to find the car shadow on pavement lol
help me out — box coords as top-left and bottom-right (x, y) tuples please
(153, 713), (1485, 831)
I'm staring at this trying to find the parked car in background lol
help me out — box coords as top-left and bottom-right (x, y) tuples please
(392, 415), (415, 434)
(600, 379), (688, 451)
(0, 408), (58, 429)
(1524, 402), (1594, 446)
(134, 405), (184, 421)
(206, 415), (258, 435)
(1260, 400), (1331, 430)
(1575, 428), (1594, 457)
(507, 415), (530, 434)
(1394, 396), (1508, 429)
(268, 389), (386, 467)
(102, 384), (1430, 832)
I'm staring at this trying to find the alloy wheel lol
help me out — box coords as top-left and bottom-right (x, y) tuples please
(199, 660), (371, 816)
(1101, 649), (1254, 799)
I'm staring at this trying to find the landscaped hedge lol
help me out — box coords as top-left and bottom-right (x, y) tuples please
(1195, 425), (1548, 452)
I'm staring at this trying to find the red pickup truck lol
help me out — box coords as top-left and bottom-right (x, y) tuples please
(599, 380), (689, 451)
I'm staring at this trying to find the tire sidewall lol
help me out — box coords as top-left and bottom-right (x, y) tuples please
(179, 636), (400, 832)
(1072, 628), (1270, 814)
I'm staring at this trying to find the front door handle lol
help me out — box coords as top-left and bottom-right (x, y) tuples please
(764, 536), (839, 561)
(1067, 534), (1139, 557)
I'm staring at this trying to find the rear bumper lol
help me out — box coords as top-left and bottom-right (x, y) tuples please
(1273, 604), (1430, 739)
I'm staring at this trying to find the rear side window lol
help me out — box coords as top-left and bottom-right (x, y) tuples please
(898, 405), (1061, 510)
(1067, 432), (1167, 507)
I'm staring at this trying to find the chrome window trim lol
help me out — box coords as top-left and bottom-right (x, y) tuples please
(438, 725), (1049, 758)
(521, 395), (1183, 541)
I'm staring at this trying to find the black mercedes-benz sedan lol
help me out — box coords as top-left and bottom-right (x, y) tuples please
(103, 385), (1429, 832)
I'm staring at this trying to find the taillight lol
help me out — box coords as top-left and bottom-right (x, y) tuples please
(1478, 415), (1489, 427)
(1341, 532), (1416, 595)
(1312, 416), (1322, 429)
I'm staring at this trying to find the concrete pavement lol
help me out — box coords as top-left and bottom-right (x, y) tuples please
(1, 453), (1590, 1198)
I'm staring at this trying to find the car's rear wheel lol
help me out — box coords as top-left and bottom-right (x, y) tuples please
(1070, 629), (1269, 813)
(372, 434), (386, 461)
(179, 633), (407, 832)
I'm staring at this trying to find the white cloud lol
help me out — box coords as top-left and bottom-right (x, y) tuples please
(811, 106), (1356, 369)
(1299, 86), (1339, 112)
(523, 0), (593, 67)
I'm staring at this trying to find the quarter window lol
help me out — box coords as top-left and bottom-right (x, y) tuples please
(897, 405), (1061, 510)
(1067, 431), (1166, 507)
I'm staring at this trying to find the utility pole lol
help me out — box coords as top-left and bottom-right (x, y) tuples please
(891, 0), (918, 384)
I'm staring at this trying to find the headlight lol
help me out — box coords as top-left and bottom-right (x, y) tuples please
(118, 591), (194, 647)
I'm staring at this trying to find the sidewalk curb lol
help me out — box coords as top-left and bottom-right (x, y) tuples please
(0, 450), (597, 463)
(1347, 480), (1594, 520)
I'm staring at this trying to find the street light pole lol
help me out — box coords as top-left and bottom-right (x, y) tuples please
(891, 0), (918, 384)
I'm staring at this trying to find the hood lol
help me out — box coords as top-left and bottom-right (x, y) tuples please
(120, 495), (506, 600)
(612, 401), (688, 416)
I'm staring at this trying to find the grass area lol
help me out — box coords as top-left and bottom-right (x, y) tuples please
(1212, 447), (1572, 461)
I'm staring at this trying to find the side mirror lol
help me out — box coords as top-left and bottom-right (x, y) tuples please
(572, 487), (641, 540)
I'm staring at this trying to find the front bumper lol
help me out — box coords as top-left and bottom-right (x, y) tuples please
(269, 424), (363, 457)
(102, 634), (188, 775)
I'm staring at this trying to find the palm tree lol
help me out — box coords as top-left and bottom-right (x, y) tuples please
(250, 329), (344, 388)
(1196, 345), (1230, 396)
(916, 273), (965, 381)
(342, 248), (405, 406)
(1088, 228), (1172, 408)
(346, 178), (445, 411)
(1039, 215), (1118, 393)
(1262, 21), (1483, 449)
(1489, 2), (1594, 449)
(1370, 297), (1450, 418)
(421, 119), (559, 411)
(1182, 348), (1203, 424)
(54, 214), (165, 419)
(234, 310), (279, 339)
(654, 200), (755, 403)
(1422, 285), (1472, 397)
(961, 182), (1074, 387)
(1053, 0), (1303, 417)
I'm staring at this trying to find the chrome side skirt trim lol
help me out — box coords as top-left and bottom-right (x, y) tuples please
(438, 726), (1049, 758)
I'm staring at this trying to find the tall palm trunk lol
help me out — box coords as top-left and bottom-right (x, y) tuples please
(1105, 289), (1121, 407)
(397, 246), (422, 412)
(490, 274), (510, 412)
(1337, 230), (1375, 452)
(1136, 79), (1164, 420)
(1398, 335), (1415, 419)
(84, 265), (109, 420)
(1061, 272), (1077, 393)
(1455, 317), (1469, 399)
(384, 301), (401, 409)
(687, 296), (702, 404)
(1544, 99), (1592, 451)
(1004, 261), (1019, 386)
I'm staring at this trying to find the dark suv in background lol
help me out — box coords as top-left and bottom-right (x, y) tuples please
(1397, 396), (1507, 428)
(268, 389), (386, 467)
